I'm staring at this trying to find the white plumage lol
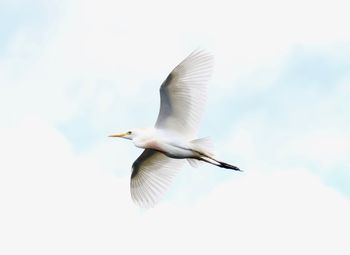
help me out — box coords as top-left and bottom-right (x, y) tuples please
(110, 50), (240, 208)
(155, 50), (213, 139)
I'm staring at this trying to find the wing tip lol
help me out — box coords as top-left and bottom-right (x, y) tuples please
(130, 177), (161, 209)
(180, 49), (214, 76)
(188, 48), (214, 62)
(130, 150), (183, 208)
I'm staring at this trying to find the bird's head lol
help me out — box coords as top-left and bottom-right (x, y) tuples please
(109, 129), (136, 140)
(109, 128), (151, 141)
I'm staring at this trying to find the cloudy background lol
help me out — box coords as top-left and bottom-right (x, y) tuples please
(1, 0), (350, 254)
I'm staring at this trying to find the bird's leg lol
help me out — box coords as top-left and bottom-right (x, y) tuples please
(199, 155), (241, 171)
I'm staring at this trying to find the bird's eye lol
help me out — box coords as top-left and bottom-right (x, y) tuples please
(127, 131), (132, 135)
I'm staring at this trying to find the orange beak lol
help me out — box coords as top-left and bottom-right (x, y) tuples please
(108, 132), (128, 138)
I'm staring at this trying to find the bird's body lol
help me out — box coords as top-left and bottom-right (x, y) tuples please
(110, 50), (241, 208)
(132, 128), (199, 158)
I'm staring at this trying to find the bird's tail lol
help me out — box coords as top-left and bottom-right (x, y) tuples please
(189, 137), (214, 157)
(187, 137), (214, 168)
(189, 137), (241, 171)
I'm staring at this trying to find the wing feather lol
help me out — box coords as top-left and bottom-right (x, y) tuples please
(130, 149), (184, 208)
(155, 50), (214, 139)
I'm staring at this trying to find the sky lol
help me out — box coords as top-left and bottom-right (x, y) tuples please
(0, 0), (350, 254)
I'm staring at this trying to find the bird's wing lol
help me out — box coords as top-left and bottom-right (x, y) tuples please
(130, 149), (184, 208)
(155, 50), (213, 139)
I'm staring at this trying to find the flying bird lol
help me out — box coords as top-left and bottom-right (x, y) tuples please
(110, 50), (241, 208)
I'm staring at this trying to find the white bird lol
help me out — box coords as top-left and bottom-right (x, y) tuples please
(110, 50), (241, 208)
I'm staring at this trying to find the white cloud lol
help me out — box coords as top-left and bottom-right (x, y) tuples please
(2, 0), (350, 127)
(0, 117), (134, 254)
(289, 129), (350, 167)
(222, 109), (350, 177)
(1, 119), (349, 255)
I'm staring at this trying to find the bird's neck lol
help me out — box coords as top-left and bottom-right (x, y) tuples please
(133, 128), (155, 149)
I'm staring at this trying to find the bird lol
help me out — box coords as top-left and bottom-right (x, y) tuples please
(110, 50), (241, 208)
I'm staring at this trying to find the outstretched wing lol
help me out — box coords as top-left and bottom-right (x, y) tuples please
(130, 149), (184, 208)
(155, 50), (213, 139)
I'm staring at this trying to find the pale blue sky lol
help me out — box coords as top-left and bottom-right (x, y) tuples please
(1, 0), (350, 254)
